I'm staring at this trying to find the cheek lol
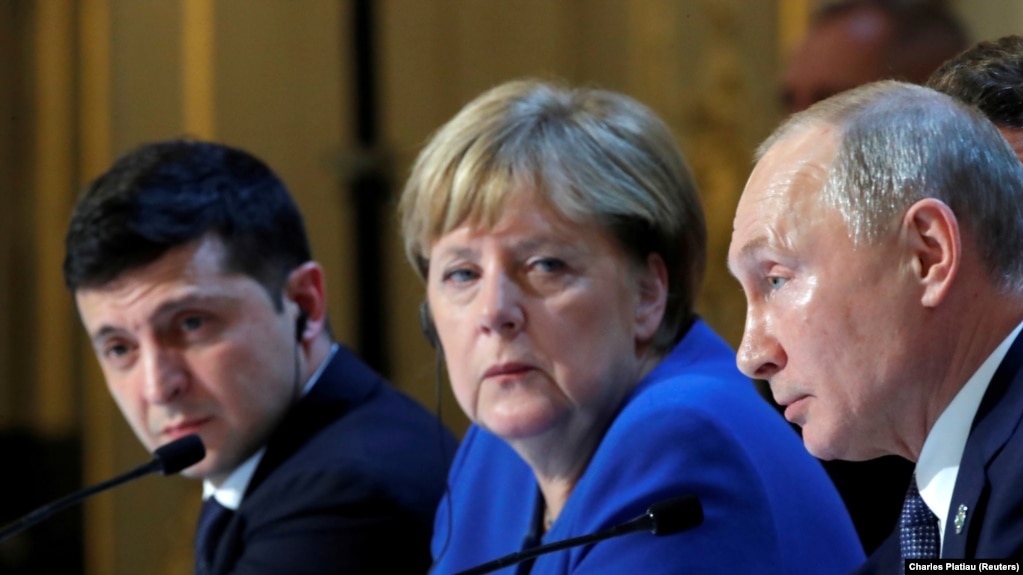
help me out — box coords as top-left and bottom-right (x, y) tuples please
(105, 376), (141, 417)
(428, 308), (480, 417)
(106, 379), (159, 447)
(545, 310), (635, 400)
(786, 279), (857, 359)
(444, 362), (479, 421)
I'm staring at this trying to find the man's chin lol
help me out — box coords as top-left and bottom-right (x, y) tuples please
(179, 463), (205, 480)
(801, 426), (847, 461)
(178, 457), (220, 482)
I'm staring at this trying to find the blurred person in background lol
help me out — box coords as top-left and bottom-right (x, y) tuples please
(781, 0), (968, 114)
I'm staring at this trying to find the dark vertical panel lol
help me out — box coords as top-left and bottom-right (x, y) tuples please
(0, 0), (16, 426)
(0, 430), (84, 573)
(348, 0), (390, 375)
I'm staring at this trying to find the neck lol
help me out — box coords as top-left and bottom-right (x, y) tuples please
(513, 348), (666, 526)
(301, 336), (333, 383)
(897, 285), (1023, 461)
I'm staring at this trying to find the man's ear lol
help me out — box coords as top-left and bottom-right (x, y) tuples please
(903, 198), (960, 308)
(285, 262), (327, 341)
(634, 253), (669, 342)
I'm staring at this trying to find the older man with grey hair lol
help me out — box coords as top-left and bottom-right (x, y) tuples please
(729, 80), (1023, 569)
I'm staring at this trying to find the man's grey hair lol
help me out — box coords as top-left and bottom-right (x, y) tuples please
(758, 80), (1023, 292)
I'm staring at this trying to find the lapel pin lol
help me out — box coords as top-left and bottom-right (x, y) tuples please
(954, 504), (968, 534)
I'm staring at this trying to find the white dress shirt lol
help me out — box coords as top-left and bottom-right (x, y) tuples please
(915, 321), (1023, 552)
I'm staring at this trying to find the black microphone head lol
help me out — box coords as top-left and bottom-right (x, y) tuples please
(153, 434), (206, 475)
(647, 495), (703, 536)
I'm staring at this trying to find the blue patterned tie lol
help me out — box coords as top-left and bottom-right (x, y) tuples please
(899, 476), (939, 572)
(195, 497), (233, 575)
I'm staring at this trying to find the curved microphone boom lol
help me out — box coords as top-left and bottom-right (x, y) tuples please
(454, 495), (703, 575)
(0, 434), (205, 544)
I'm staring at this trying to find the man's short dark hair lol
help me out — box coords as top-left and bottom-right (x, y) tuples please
(927, 35), (1023, 129)
(64, 139), (312, 308)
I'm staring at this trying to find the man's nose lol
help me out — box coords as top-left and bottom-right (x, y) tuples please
(736, 309), (786, 380)
(141, 346), (189, 404)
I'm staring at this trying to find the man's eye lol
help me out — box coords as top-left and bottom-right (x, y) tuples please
(767, 276), (787, 289)
(101, 340), (137, 369)
(181, 315), (205, 331)
(105, 343), (129, 358)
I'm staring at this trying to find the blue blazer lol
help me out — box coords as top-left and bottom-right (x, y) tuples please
(431, 320), (864, 575)
(853, 331), (1023, 573)
(205, 345), (457, 574)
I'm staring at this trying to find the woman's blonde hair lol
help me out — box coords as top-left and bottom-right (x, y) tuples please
(400, 79), (706, 352)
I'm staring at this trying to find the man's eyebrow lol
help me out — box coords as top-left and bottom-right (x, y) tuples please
(89, 292), (233, 342)
(727, 236), (771, 277)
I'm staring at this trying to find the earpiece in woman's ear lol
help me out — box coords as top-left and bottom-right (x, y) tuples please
(419, 302), (439, 349)
(295, 309), (308, 342)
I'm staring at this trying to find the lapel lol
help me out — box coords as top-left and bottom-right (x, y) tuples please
(941, 331), (1023, 557)
(205, 345), (383, 573)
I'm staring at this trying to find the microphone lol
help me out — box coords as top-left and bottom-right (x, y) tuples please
(453, 495), (703, 575)
(0, 434), (205, 543)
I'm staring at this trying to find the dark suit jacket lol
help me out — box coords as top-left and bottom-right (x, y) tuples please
(852, 331), (1023, 574)
(205, 345), (457, 574)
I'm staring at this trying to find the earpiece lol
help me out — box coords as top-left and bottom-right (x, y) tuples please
(295, 309), (308, 343)
(419, 302), (439, 350)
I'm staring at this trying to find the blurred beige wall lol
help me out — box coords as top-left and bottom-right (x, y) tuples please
(0, 1), (1019, 573)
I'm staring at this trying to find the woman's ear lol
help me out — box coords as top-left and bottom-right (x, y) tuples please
(634, 253), (669, 342)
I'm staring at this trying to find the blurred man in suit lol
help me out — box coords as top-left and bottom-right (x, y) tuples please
(63, 139), (455, 574)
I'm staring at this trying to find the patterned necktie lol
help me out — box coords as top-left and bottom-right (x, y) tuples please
(899, 475), (940, 572)
(195, 497), (234, 575)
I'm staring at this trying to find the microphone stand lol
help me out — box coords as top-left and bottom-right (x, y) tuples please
(454, 495), (702, 575)
(0, 458), (163, 543)
(0, 434), (205, 544)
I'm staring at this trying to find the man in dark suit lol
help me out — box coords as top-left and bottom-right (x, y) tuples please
(728, 80), (1023, 570)
(63, 139), (456, 574)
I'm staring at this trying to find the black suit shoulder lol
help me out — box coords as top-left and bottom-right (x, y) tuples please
(211, 346), (456, 575)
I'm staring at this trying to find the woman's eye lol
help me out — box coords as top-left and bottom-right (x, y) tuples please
(530, 257), (566, 273)
(767, 276), (787, 289)
(442, 268), (478, 283)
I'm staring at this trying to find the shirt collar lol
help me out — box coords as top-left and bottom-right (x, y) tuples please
(202, 343), (340, 508)
(917, 321), (1023, 547)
